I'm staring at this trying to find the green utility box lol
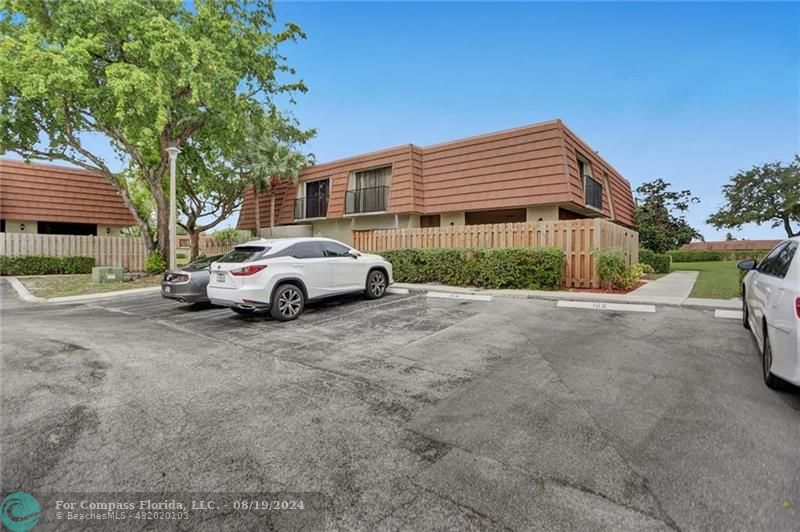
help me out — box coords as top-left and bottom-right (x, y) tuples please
(92, 266), (124, 284)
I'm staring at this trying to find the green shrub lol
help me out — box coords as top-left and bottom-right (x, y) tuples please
(639, 249), (672, 273)
(615, 264), (643, 291)
(592, 248), (626, 287)
(0, 255), (95, 275)
(144, 251), (167, 274)
(638, 262), (655, 275)
(381, 247), (563, 290)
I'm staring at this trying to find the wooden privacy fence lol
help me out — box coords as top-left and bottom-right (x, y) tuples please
(0, 233), (148, 271)
(352, 219), (639, 288)
(0, 233), (252, 271)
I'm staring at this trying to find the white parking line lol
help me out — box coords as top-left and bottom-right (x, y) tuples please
(714, 309), (743, 320)
(387, 287), (409, 295)
(556, 300), (656, 313)
(427, 291), (493, 302)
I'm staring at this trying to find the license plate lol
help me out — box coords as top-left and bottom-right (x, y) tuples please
(164, 286), (171, 293)
(216, 273), (225, 282)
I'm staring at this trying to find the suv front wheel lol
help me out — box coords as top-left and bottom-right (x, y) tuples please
(271, 284), (305, 321)
(365, 269), (388, 299)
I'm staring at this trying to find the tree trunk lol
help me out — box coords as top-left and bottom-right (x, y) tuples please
(189, 230), (201, 261)
(782, 215), (799, 237)
(151, 184), (170, 260)
(254, 187), (261, 237)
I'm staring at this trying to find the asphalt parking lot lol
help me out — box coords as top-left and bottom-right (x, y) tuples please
(1, 280), (799, 531)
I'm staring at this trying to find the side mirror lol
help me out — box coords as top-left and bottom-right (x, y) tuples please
(347, 249), (360, 259)
(737, 259), (757, 271)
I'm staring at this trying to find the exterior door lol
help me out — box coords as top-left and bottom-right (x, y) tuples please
(322, 240), (366, 290)
(290, 241), (334, 299)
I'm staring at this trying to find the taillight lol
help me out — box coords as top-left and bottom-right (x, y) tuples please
(164, 272), (188, 282)
(230, 264), (267, 276)
(795, 297), (800, 319)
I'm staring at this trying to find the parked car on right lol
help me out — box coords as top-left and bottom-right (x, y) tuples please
(738, 237), (800, 388)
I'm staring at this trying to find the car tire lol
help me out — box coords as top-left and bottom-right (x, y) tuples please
(762, 324), (780, 390)
(741, 289), (750, 330)
(231, 307), (255, 315)
(365, 269), (388, 300)
(271, 284), (305, 321)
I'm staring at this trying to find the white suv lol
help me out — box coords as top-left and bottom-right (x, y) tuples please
(207, 237), (393, 321)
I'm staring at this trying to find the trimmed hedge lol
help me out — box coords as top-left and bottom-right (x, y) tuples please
(667, 249), (769, 262)
(382, 247), (563, 290)
(639, 249), (672, 274)
(0, 255), (95, 276)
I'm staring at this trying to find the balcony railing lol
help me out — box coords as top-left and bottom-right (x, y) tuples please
(294, 194), (329, 220)
(584, 176), (603, 211)
(345, 185), (389, 214)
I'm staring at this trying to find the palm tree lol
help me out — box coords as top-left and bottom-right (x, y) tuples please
(239, 138), (313, 235)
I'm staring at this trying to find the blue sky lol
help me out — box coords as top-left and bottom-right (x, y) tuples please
(268, 1), (798, 240)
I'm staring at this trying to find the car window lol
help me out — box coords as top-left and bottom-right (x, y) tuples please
(322, 241), (351, 257)
(756, 243), (787, 274)
(767, 241), (797, 278)
(219, 246), (270, 263)
(183, 254), (223, 271)
(292, 241), (325, 259)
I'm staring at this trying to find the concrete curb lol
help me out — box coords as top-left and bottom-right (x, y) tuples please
(392, 283), (741, 310)
(5, 277), (161, 304)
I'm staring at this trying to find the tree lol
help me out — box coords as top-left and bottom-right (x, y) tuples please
(707, 156), (800, 238)
(725, 232), (736, 241)
(238, 136), (314, 235)
(0, 0), (309, 259)
(635, 179), (703, 253)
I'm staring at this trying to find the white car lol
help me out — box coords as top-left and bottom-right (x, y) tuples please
(207, 237), (393, 321)
(739, 237), (800, 388)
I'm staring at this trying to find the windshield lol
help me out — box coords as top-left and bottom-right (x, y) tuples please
(182, 254), (224, 271)
(217, 246), (270, 263)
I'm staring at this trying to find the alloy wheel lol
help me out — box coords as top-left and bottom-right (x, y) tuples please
(369, 272), (386, 297)
(278, 288), (302, 318)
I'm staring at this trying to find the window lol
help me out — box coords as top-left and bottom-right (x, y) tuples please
(183, 254), (224, 271)
(354, 167), (390, 189)
(757, 243), (787, 275)
(759, 242), (797, 278)
(292, 241), (325, 259)
(346, 167), (391, 214)
(420, 215), (440, 228)
(220, 246), (270, 263)
(322, 241), (351, 257)
(295, 178), (330, 219)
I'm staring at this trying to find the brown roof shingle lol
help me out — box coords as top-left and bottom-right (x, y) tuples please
(0, 159), (136, 226)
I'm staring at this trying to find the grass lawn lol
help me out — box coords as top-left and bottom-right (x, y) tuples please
(17, 274), (161, 298)
(671, 260), (741, 300)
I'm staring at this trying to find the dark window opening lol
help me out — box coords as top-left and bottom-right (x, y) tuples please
(584, 176), (603, 210)
(465, 209), (526, 225)
(0, 219), (5, 232)
(38, 221), (97, 235)
(420, 215), (440, 228)
(558, 208), (585, 221)
(295, 179), (330, 219)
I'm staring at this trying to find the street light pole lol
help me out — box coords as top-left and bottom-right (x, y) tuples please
(166, 147), (181, 271)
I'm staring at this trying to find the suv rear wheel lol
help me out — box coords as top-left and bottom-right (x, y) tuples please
(271, 284), (305, 321)
(365, 269), (387, 299)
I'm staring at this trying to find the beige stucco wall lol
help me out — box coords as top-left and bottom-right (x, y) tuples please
(4, 220), (37, 233)
(525, 205), (559, 222)
(440, 211), (465, 227)
(257, 225), (314, 239)
(97, 224), (126, 236)
(310, 214), (417, 245)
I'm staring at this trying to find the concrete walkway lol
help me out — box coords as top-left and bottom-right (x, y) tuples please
(394, 268), (741, 310)
(627, 270), (699, 304)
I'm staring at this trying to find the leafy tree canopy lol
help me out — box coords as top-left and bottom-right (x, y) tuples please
(707, 156), (800, 237)
(0, 0), (311, 255)
(635, 178), (703, 253)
